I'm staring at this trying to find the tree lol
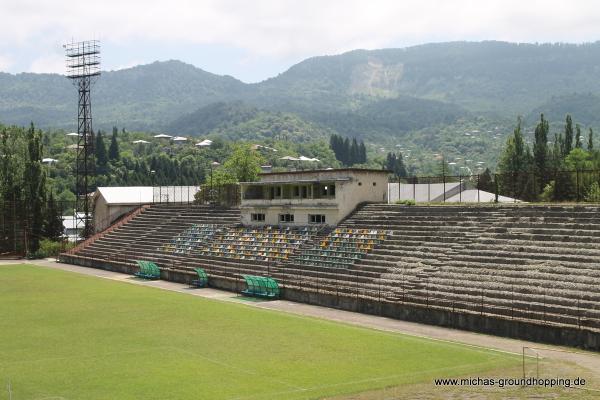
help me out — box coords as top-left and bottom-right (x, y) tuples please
(498, 118), (530, 173)
(564, 115), (573, 157)
(477, 168), (494, 192)
(575, 124), (582, 149)
(222, 144), (264, 182)
(497, 118), (535, 200)
(565, 148), (590, 171)
(24, 123), (46, 253)
(358, 141), (367, 164)
(565, 148), (592, 201)
(44, 190), (64, 241)
(108, 127), (120, 161)
(0, 126), (25, 253)
(350, 138), (359, 165)
(342, 137), (350, 165)
(95, 131), (108, 167)
(329, 134), (366, 166)
(588, 128), (594, 151)
(551, 133), (564, 170)
(386, 152), (408, 178)
(533, 113), (549, 190)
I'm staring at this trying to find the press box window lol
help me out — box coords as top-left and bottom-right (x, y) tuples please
(321, 184), (336, 197)
(309, 214), (326, 224)
(270, 186), (282, 199)
(251, 213), (265, 221)
(294, 186), (309, 198)
(278, 214), (294, 223)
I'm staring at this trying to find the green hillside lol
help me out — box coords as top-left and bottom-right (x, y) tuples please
(3, 41), (600, 131)
(309, 95), (469, 141)
(3, 41), (600, 170)
(0, 60), (247, 130)
(254, 41), (600, 115)
(527, 93), (600, 126)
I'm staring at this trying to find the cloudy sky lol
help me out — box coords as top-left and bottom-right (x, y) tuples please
(1, 0), (599, 82)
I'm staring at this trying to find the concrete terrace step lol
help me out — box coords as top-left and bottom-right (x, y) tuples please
(60, 202), (600, 333)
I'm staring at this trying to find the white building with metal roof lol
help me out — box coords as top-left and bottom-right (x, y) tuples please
(93, 186), (200, 232)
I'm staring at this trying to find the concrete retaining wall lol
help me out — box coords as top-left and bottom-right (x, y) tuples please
(59, 255), (600, 351)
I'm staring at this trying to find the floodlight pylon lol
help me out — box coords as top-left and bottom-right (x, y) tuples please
(64, 40), (100, 239)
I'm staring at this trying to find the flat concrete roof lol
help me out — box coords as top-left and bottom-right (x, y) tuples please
(259, 168), (391, 176)
(240, 178), (350, 185)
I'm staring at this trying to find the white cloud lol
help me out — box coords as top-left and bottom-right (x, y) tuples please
(29, 54), (65, 74)
(2, 0), (600, 74)
(109, 60), (144, 71)
(0, 54), (13, 71)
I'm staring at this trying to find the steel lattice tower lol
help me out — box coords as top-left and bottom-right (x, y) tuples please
(64, 40), (101, 239)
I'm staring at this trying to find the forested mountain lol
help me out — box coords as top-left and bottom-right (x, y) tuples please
(527, 93), (600, 127)
(165, 101), (259, 136)
(0, 61), (248, 129)
(3, 41), (600, 168)
(310, 96), (469, 141)
(254, 41), (600, 115)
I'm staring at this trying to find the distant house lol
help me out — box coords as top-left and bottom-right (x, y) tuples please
(195, 139), (212, 147)
(172, 136), (188, 145)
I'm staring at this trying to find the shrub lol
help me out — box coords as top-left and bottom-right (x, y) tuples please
(540, 181), (555, 202)
(27, 249), (47, 259)
(39, 239), (63, 257)
(585, 182), (600, 202)
(395, 199), (416, 206)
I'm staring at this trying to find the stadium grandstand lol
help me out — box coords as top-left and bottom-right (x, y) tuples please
(60, 168), (600, 350)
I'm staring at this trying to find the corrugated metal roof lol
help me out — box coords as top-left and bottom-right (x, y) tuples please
(96, 186), (202, 204)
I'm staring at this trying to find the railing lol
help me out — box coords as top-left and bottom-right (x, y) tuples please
(63, 235), (600, 333)
(389, 168), (600, 204)
(193, 184), (241, 207)
(276, 269), (600, 332)
(63, 205), (149, 255)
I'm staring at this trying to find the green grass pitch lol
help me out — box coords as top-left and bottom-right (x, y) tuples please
(0, 265), (517, 399)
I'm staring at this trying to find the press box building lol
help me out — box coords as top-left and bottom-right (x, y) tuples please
(239, 169), (389, 226)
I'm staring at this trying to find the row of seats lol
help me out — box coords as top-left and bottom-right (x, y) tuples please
(162, 224), (224, 254)
(163, 224), (321, 262)
(296, 228), (389, 268)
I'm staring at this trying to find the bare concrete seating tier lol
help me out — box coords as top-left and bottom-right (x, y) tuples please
(60, 203), (600, 349)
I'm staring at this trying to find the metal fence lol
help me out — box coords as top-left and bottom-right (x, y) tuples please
(150, 184), (240, 207)
(193, 184), (241, 207)
(389, 169), (600, 203)
(0, 200), (77, 257)
(271, 266), (599, 332)
(1, 184), (242, 255)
